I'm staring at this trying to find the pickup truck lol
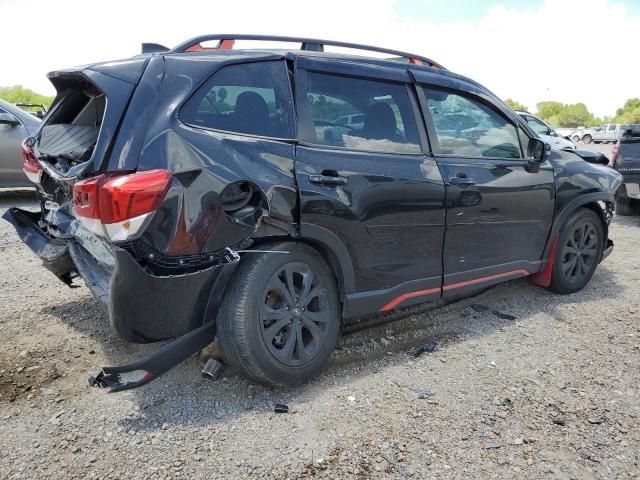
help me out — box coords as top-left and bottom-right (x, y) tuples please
(611, 129), (640, 215)
(581, 123), (640, 144)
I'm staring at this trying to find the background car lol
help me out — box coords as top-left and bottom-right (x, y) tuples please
(516, 111), (576, 150)
(15, 103), (48, 119)
(610, 127), (640, 215)
(0, 99), (41, 188)
(579, 123), (640, 144)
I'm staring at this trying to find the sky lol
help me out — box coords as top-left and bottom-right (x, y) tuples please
(0, 0), (638, 117)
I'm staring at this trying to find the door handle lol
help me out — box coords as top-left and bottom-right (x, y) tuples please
(309, 174), (348, 186)
(449, 176), (476, 186)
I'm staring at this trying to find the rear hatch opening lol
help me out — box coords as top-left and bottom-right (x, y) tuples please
(35, 76), (106, 183)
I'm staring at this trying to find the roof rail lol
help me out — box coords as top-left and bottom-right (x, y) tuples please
(168, 34), (446, 69)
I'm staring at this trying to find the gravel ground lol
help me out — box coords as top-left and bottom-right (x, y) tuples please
(1, 190), (639, 479)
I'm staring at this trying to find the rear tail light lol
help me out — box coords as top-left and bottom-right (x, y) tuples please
(609, 142), (620, 167)
(22, 139), (43, 184)
(72, 169), (172, 241)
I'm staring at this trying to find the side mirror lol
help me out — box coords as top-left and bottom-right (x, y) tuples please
(526, 138), (550, 173)
(0, 112), (20, 127)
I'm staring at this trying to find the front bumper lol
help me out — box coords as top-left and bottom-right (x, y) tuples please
(2, 207), (235, 343)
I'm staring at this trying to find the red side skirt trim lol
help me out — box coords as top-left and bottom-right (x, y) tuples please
(380, 287), (440, 311)
(380, 268), (533, 312)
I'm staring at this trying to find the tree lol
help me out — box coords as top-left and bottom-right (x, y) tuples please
(535, 101), (599, 128)
(614, 98), (640, 124)
(556, 103), (594, 128)
(504, 98), (528, 112)
(536, 101), (564, 126)
(0, 85), (55, 107)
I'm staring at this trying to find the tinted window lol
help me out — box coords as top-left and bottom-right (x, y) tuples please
(424, 88), (521, 159)
(181, 61), (294, 139)
(300, 71), (421, 154)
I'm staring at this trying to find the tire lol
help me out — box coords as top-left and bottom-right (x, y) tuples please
(549, 208), (604, 294)
(572, 135), (580, 143)
(583, 134), (592, 144)
(217, 242), (341, 386)
(615, 187), (637, 216)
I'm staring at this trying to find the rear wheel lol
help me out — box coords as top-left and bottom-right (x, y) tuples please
(583, 134), (592, 144)
(549, 209), (603, 294)
(217, 242), (340, 386)
(572, 135), (580, 143)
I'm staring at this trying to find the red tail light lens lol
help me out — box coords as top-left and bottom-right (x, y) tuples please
(72, 169), (172, 240)
(98, 170), (172, 224)
(609, 143), (620, 167)
(22, 139), (43, 183)
(72, 175), (102, 219)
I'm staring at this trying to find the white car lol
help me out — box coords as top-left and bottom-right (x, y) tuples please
(516, 111), (576, 150)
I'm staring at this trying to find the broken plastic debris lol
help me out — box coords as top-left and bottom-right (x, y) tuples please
(492, 310), (517, 321)
(470, 304), (490, 312)
(413, 341), (438, 357)
(274, 403), (289, 413)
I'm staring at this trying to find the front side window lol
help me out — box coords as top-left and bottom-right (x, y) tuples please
(424, 88), (522, 159)
(180, 60), (294, 139)
(300, 71), (421, 154)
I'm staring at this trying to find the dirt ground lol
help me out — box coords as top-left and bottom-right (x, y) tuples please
(1, 190), (639, 480)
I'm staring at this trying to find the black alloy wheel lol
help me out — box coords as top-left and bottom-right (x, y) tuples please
(549, 208), (603, 294)
(560, 221), (599, 284)
(260, 262), (332, 367)
(217, 242), (340, 386)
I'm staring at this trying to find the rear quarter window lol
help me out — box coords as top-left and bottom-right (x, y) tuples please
(180, 60), (295, 139)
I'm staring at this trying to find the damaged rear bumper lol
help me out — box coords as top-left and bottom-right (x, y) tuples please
(2, 207), (236, 343)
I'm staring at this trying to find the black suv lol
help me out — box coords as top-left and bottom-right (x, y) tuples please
(3, 35), (622, 389)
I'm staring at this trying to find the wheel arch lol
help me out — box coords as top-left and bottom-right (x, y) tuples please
(542, 192), (615, 268)
(297, 223), (356, 300)
(534, 193), (613, 287)
(247, 225), (356, 304)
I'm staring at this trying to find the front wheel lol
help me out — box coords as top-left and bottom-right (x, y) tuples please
(549, 209), (603, 294)
(217, 242), (341, 386)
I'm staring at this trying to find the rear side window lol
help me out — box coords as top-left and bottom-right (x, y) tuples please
(424, 88), (522, 159)
(180, 61), (295, 139)
(299, 71), (421, 154)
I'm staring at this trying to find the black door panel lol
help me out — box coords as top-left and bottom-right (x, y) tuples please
(295, 62), (447, 314)
(438, 159), (555, 278)
(416, 84), (556, 288)
(296, 147), (445, 293)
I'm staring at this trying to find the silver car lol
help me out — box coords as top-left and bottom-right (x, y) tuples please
(0, 98), (42, 188)
(516, 111), (576, 150)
